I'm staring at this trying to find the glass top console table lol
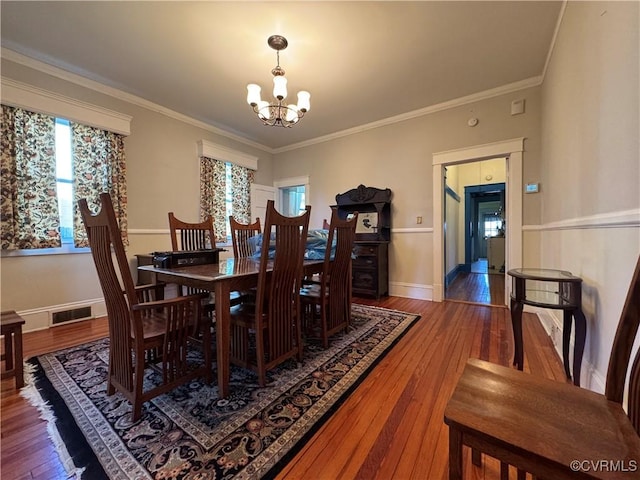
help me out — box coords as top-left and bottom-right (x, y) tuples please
(508, 268), (586, 386)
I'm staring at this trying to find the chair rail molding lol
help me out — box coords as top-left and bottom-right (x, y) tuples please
(523, 208), (640, 231)
(392, 227), (434, 234)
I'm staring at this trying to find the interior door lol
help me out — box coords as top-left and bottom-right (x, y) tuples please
(251, 184), (275, 227)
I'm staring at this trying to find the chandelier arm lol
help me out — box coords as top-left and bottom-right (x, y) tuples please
(251, 102), (305, 128)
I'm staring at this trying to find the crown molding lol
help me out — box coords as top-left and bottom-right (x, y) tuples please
(541, 1), (568, 82)
(3, 46), (543, 155)
(1, 47), (271, 153)
(273, 77), (542, 154)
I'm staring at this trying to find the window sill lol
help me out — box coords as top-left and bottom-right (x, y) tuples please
(1, 244), (91, 258)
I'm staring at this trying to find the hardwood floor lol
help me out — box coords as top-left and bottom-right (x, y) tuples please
(446, 272), (506, 306)
(1, 297), (566, 480)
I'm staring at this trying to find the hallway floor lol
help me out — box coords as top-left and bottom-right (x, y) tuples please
(446, 259), (505, 306)
(471, 258), (488, 273)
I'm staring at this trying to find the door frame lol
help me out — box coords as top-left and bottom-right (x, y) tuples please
(273, 175), (311, 214)
(432, 138), (524, 302)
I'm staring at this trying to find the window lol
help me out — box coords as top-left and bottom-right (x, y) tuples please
(55, 119), (73, 244)
(198, 155), (255, 244)
(483, 213), (502, 238)
(2, 103), (128, 254)
(274, 176), (309, 218)
(280, 185), (306, 217)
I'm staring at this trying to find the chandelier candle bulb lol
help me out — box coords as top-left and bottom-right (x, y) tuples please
(247, 34), (310, 127)
(246, 84), (262, 106)
(297, 91), (311, 112)
(273, 76), (287, 100)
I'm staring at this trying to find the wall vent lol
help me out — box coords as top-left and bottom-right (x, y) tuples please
(51, 306), (93, 325)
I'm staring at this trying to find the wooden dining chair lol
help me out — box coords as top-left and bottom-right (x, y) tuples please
(301, 208), (358, 348)
(229, 200), (311, 387)
(168, 211), (242, 348)
(444, 254), (640, 480)
(167, 212), (218, 313)
(229, 215), (262, 303)
(168, 211), (216, 251)
(229, 215), (261, 258)
(302, 217), (331, 287)
(80, 193), (212, 421)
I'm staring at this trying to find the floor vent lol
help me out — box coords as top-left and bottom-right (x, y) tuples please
(52, 306), (93, 325)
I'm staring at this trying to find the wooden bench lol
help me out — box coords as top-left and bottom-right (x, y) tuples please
(1, 310), (26, 388)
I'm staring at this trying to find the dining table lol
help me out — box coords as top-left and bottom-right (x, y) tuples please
(138, 257), (324, 398)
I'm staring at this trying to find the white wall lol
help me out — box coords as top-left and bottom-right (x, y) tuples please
(537, 1), (639, 391)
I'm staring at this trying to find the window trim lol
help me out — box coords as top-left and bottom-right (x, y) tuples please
(2, 78), (131, 135)
(197, 140), (258, 170)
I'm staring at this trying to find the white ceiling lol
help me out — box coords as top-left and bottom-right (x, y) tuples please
(1, 1), (563, 151)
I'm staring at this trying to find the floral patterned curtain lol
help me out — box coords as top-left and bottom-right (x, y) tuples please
(230, 163), (255, 224)
(71, 123), (128, 247)
(1, 105), (60, 250)
(200, 156), (227, 243)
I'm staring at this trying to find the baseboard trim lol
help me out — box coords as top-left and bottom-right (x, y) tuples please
(389, 282), (433, 300)
(17, 298), (107, 333)
(529, 306), (605, 393)
(445, 264), (464, 287)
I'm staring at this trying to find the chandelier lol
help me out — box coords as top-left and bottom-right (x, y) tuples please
(246, 35), (310, 128)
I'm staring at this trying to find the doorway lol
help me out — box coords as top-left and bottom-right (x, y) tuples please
(273, 176), (310, 217)
(432, 137), (525, 304)
(443, 160), (506, 306)
(464, 183), (505, 270)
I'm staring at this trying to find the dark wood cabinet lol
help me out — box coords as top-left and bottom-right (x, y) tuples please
(352, 241), (389, 298)
(334, 185), (392, 299)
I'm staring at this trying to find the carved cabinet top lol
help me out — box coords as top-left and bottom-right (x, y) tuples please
(335, 184), (392, 206)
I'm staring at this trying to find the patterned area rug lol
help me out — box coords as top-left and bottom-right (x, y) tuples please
(23, 304), (420, 479)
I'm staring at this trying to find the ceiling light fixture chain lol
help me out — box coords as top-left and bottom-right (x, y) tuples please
(246, 35), (310, 128)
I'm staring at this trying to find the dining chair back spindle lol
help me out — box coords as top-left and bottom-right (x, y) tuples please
(80, 193), (211, 421)
(301, 208), (358, 348)
(444, 254), (640, 480)
(168, 212), (216, 251)
(229, 216), (261, 258)
(230, 200), (311, 387)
